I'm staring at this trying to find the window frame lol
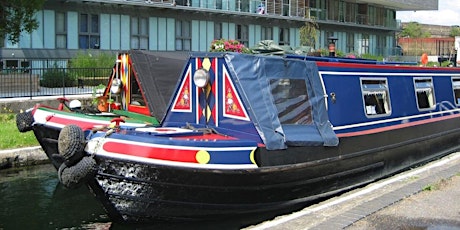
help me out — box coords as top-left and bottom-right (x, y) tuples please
(55, 12), (67, 49)
(452, 77), (460, 106)
(78, 13), (100, 49)
(175, 20), (192, 51)
(414, 77), (436, 111)
(360, 77), (392, 118)
(131, 16), (149, 50)
(236, 24), (249, 47)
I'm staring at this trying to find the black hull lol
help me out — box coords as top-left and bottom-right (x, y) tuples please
(33, 125), (63, 169)
(87, 116), (460, 223)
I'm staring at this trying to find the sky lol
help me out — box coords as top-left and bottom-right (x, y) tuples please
(396, 0), (460, 26)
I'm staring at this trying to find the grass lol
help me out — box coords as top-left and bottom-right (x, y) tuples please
(0, 113), (39, 150)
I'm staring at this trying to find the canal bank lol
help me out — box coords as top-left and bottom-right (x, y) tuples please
(246, 151), (460, 229)
(0, 146), (48, 169)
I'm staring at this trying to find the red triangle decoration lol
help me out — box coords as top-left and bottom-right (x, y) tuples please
(223, 68), (249, 121)
(172, 65), (192, 112)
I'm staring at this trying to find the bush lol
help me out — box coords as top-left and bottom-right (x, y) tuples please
(68, 52), (114, 86)
(40, 65), (76, 88)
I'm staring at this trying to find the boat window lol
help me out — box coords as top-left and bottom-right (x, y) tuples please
(269, 79), (312, 125)
(452, 78), (460, 105)
(130, 73), (146, 106)
(361, 79), (391, 116)
(414, 78), (435, 110)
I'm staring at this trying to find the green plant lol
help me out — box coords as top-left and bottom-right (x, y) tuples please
(92, 84), (106, 105)
(40, 64), (76, 87)
(299, 20), (319, 48)
(68, 52), (114, 86)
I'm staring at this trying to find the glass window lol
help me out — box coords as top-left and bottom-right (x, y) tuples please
(262, 26), (272, 40)
(360, 33), (369, 55)
(279, 27), (290, 45)
(452, 78), (460, 105)
(131, 17), (149, 50)
(282, 0), (290, 16)
(236, 24), (248, 46)
(56, 12), (67, 49)
(175, 20), (191, 51)
(79, 14), (100, 49)
(270, 79), (312, 125)
(214, 23), (222, 39)
(361, 79), (391, 116)
(414, 78), (435, 110)
(346, 32), (354, 53)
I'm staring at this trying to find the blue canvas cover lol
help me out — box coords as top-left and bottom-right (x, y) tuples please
(224, 53), (338, 150)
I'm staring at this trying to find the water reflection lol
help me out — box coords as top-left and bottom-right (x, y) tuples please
(0, 164), (109, 229)
(0, 165), (284, 230)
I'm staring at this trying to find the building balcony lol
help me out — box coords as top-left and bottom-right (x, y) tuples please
(80, 0), (400, 30)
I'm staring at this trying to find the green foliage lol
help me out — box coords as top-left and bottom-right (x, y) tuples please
(399, 22), (431, 38)
(68, 52), (114, 86)
(0, 0), (45, 44)
(299, 20), (319, 47)
(450, 26), (460, 37)
(69, 51), (115, 68)
(40, 64), (76, 88)
(360, 53), (384, 61)
(0, 113), (38, 149)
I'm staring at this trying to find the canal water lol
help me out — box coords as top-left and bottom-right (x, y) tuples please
(0, 164), (281, 230)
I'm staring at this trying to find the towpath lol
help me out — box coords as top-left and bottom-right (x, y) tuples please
(246, 151), (460, 230)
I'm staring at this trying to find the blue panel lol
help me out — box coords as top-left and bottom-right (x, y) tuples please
(207, 21), (214, 47)
(166, 18), (175, 51)
(229, 0), (236, 11)
(227, 23), (235, 39)
(110, 15), (121, 50)
(222, 22), (229, 39)
(31, 11), (44, 48)
(120, 15), (130, 50)
(199, 21), (207, 51)
(191, 20), (200, 51)
(249, 25), (258, 48)
(158, 18), (167, 50)
(149, 17), (158, 50)
(272, 26), (279, 44)
(67, 11), (78, 49)
(100, 14), (111, 50)
(43, 10), (55, 48)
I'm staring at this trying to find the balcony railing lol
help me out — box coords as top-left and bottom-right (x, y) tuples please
(117, 0), (399, 28)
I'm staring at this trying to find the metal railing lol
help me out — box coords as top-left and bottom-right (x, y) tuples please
(0, 67), (112, 99)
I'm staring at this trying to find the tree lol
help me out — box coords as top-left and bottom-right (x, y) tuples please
(450, 26), (460, 37)
(299, 19), (319, 48)
(0, 0), (45, 44)
(399, 21), (431, 38)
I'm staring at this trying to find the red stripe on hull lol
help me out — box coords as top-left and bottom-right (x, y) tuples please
(103, 141), (198, 162)
(45, 115), (105, 130)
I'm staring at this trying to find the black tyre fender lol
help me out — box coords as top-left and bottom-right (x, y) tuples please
(16, 111), (34, 133)
(58, 125), (86, 167)
(58, 156), (96, 189)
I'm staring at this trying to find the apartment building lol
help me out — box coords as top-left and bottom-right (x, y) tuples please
(0, 0), (438, 69)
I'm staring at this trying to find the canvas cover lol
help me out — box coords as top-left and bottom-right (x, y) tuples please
(224, 53), (338, 150)
(128, 50), (190, 120)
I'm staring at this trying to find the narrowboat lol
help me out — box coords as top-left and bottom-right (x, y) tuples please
(16, 50), (188, 169)
(57, 51), (460, 223)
